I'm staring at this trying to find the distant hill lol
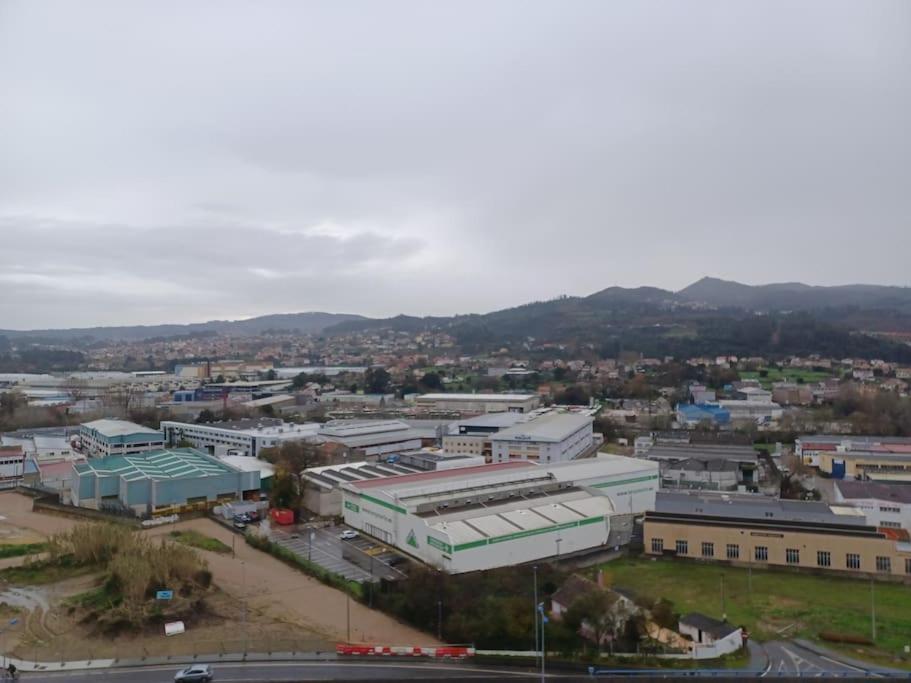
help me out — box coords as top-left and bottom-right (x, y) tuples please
(678, 277), (911, 312)
(0, 312), (367, 343)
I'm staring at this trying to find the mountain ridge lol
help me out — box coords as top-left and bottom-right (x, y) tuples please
(4, 277), (911, 342)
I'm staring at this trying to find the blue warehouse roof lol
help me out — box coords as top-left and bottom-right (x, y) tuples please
(74, 448), (236, 482)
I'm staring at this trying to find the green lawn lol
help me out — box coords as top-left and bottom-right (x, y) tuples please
(597, 558), (911, 664)
(169, 530), (231, 554)
(740, 368), (833, 389)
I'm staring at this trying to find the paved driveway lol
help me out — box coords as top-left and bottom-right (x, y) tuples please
(271, 525), (375, 583)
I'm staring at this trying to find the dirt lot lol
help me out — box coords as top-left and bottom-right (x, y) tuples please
(0, 498), (437, 659)
(0, 492), (80, 542)
(145, 519), (438, 647)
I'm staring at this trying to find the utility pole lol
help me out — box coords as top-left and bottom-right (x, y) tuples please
(347, 591), (351, 643)
(539, 602), (547, 683)
(748, 564), (752, 595)
(720, 574), (726, 620)
(871, 578), (877, 642)
(437, 599), (443, 641)
(241, 561), (247, 654)
(533, 566), (539, 665)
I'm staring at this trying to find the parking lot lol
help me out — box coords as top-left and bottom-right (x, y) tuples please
(270, 523), (407, 583)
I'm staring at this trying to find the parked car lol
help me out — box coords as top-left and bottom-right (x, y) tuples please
(175, 664), (213, 682)
(233, 520), (247, 530)
(339, 530), (358, 540)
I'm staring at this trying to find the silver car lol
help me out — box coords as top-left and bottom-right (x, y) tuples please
(174, 664), (213, 682)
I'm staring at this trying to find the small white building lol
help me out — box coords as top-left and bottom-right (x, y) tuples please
(678, 613), (743, 659)
(833, 480), (911, 532)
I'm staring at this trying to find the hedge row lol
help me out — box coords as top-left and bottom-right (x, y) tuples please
(245, 532), (364, 600)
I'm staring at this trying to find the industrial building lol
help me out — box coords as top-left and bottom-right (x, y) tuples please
(834, 480), (911, 532)
(160, 418), (320, 457)
(78, 419), (165, 458)
(489, 412), (594, 464)
(72, 447), (260, 516)
(340, 455), (658, 573)
(644, 491), (911, 579)
(0, 445), (26, 489)
(442, 413), (528, 459)
(675, 404), (731, 428)
(796, 435), (911, 482)
(302, 451), (482, 516)
(643, 443), (759, 488)
(316, 420), (440, 458)
(415, 393), (540, 414)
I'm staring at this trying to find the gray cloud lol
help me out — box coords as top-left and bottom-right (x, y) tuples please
(1, 0), (909, 328)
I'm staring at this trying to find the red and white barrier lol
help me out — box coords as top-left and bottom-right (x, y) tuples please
(336, 644), (474, 658)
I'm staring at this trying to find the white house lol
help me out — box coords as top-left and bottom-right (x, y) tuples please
(678, 613), (743, 659)
(833, 480), (911, 532)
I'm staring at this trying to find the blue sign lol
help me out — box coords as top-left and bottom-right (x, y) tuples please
(156, 590), (173, 600)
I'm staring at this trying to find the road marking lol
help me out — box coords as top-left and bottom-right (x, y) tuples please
(819, 654), (877, 676)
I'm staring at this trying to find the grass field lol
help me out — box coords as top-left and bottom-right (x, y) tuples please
(0, 542), (46, 559)
(169, 530), (232, 554)
(739, 368), (833, 388)
(598, 558), (911, 662)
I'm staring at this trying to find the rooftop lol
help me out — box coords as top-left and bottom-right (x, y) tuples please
(491, 412), (592, 443)
(74, 448), (237, 483)
(417, 393), (538, 402)
(451, 412), (526, 430)
(427, 489), (613, 548)
(80, 419), (163, 438)
(646, 443), (758, 464)
(680, 613), (740, 639)
(653, 491), (868, 526)
(835, 480), (911, 505)
(318, 420), (411, 438)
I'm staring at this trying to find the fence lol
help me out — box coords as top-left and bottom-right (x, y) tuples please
(11, 637), (334, 664)
(31, 497), (141, 527)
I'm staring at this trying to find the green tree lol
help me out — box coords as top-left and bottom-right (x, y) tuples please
(195, 408), (217, 424)
(365, 367), (391, 394)
(420, 372), (443, 391)
(269, 468), (297, 509)
(265, 369), (277, 380)
(260, 440), (326, 501)
(563, 589), (621, 652)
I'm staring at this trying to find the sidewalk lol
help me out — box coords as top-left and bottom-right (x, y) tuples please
(5, 651), (337, 673)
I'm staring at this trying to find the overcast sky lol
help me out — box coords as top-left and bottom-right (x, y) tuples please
(2, 1), (910, 329)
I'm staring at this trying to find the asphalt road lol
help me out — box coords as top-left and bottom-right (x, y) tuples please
(20, 661), (542, 683)
(763, 640), (873, 677)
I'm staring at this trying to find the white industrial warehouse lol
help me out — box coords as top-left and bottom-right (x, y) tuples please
(340, 454), (658, 573)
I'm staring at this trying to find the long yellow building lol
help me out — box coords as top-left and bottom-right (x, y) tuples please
(644, 492), (911, 580)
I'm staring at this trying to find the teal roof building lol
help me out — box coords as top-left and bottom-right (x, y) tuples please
(73, 447), (260, 516)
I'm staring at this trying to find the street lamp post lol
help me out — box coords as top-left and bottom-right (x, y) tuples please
(533, 566), (539, 665)
(538, 602), (547, 682)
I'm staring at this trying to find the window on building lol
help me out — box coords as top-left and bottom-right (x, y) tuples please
(817, 551), (831, 568)
(754, 546), (768, 562)
(876, 556), (891, 573)
(785, 548), (800, 565)
(846, 553), (861, 570)
(905, 558), (911, 575)
(726, 544), (739, 560)
(701, 542), (714, 558)
(651, 538), (664, 554)
(881, 521), (902, 529)
(675, 540), (688, 555)
(879, 506), (900, 514)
